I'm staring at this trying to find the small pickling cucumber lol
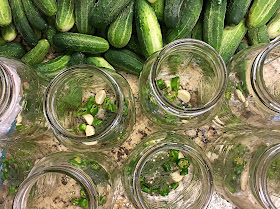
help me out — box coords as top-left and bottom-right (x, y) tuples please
(225, 0), (252, 26)
(152, 0), (164, 22)
(247, 25), (270, 45)
(0, 37), (6, 46)
(126, 34), (144, 57)
(0, 42), (25, 59)
(104, 49), (144, 76)
(34, 29), (42, 40)
(1, 23), (17, 42)
(33, 0), (57, 17)
(45, 25), (63, 52)
(235, 41), (248, 54)
(0, 0), (12, 26)
(135, 0), (163, 58)
(68, 52), (86, 67)
(107, 1), (134, 48)
(164, 0), (184, 28)
(56, 0), (75, 32)
(267, 12), (280, 39)
(191, 15), (203, 40)
(86, 56), (115, 70)
(53, 32), (109, 54)
(74, 0), (95, 34)
(21, 39), (50, 66)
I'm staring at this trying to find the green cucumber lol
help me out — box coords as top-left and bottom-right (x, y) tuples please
(10, 0), (38, 46)
(219, 19), (247, 64)
(34, 29), (42, 40)
(268, 12), (280, 39)
(126, 34), (143, 57)
(22, 0), (48, 32)
(74, 0), (95, 34)
(53, 32), (109, 53)
(0, 0), (12, 26)
(33, 0), (57, 17)
(0, 37), (6, 45)
(152, 0), (164, 22)
(192, 15), (203, 40)
(203, 0), (227, 51)
(166, 0), (203, 43)
(68, 52), (86, 67)
(248, 0), (280, 28)
(107, 1), (134, 48)
(45, 25), (63, 52)
(21, 39), (50, 66)
(104, 49), (144, 76)
(247, 25), (270, 45)
(56, 0), (75, 32)
(1, 23), (17, 42)
(86, 56), (115, 70)
(164, 0), (184, 28)
(225, 0), (252, 26)
(0, 42), (25, 58)
(236, 41), (248, 53)
(148, 0), (158, 3)
(91, 0), (131, 28)
(135, 0), (163, 58)
(34, 54), (71, 79)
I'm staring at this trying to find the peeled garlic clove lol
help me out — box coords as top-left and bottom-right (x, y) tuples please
(164, 80), (171, 87)
(178, 90), (191, 103)
(170, 171), (184, 182)
(85, 125), (95, 136)
(83, 114), (94, 125)
(178, 152), (184, 159)
(235, 89), (246, 103)
(95, 90), (106, 104)
(83, 141), (98, 146)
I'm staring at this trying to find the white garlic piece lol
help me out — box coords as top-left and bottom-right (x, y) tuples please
(85, 125), (95, 136)
(178, 90), (191, 103)
(83, 114), (94, 125)
(95, 90), (106, 104)
(178, 152), (184, 159)
(235, 89), (246, 103)
(164, 80), (171, 87)
(83, 141), (98, 146)
(170, 171), (184, 182)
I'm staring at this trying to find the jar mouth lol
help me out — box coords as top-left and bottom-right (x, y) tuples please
(150, 39), (227, 117)
(13, 165), (98, 209)
(44, 65), (124, 143)
(132, 142), (213, 209)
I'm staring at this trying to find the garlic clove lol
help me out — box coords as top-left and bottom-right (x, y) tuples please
(95, 90), (106, 104)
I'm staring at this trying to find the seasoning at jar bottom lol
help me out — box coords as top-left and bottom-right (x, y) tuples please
(122, 131), (213, 209)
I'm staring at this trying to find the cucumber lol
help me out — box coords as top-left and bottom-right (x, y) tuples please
(0, 37), (6, 45)
(107, 1), (134, 48)
(225, 0), (252, 26)
(34, 29), (42, 40)
(68, 52), (86, 67)
(135, 0), (163, 58)
(219, 19), (247, 64)
(126, 34), (143, 57)
(268, 12), (280, 39)
(148, 0), (157, 3)
(10, 0), (38, 46)
(0, 0), (12, 26)
(33, 0), (57, 17)
(192, 15), (203, 40)
(56, 0), (75, 32)
(53, 32), (110, 53)
(91, 0), (131, 28)
(236, 41), (248, 53)
(166, 0), (203, 43)
(21, 39), (50, 66)
(164, 0), (184, 28)
(34, 54), (71, 79)
(248, 0), (280, 28)
(1, 23), (17, 42)
(86, 56), (115, 70)
(0, 42), (25, 58)
(22, 0), (48, 32)
(152, 0), (164, 22)
(203, 0), (227, 51)
(74, 0), (95, 34)
(104, 49), (144, 76)
(45, 25), (63, 52)
(247, 25), (270, 45)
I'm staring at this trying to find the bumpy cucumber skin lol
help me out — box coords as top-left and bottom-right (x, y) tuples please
(108, 1), (134, 48)
(104, 49), (144, 76)
(1, 23), (17, 42)
(164, 0), (184, 28)
(152, 0), (165, 22)
(75, 0), (95, 34)
(135, 0), (163, 58)
(68, 52), (86, 67)
(248, 0), (280, 28)
(33, 0), (57, 17)
(192, 15), (203, 40)
(166, 0), (203, 43)
(203, 0), (227, 51)
(219, 19), (247, 64)
(126, 34), (144, 57)
(247, 25), (270, 45)
(56, 0), (75, 32)
(86, 56), (115, 70)
(225, 0), (252, 26)
(91, 0), (131, 28)
(0, 0), (12, 26)
(22, 0), (48, 32)
(10, 0), (38, 46)
(267, 12), (280, 39)
(0, 42), (25, 59)
(21, 39), (50, 66)
(236, 41), (248, 53)
(53, 32), (109, 54)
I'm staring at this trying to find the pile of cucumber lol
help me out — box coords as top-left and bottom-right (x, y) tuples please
(0, 0), (280, 78)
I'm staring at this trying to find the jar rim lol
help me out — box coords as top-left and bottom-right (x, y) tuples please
(149, 39), (227, 117)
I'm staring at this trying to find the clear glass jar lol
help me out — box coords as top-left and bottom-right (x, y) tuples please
(0, 140), (49, 208)
(206, 131), (280, 208)
(215, 38), (280, 129)
(0, 57), (48, 142)
(139, 39), (227, 129)
(44, 65), (135, 151)
(122, 131), (213, 209)
(13, 151), (120, 209)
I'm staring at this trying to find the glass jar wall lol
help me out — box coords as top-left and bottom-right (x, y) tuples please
(44, 65), (135, 151)
(122, 131), (213, 209)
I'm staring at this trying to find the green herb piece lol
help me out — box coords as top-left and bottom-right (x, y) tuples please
(8, 185), (18, 195)
(72, 198), (79, 204)
(171, 182), (179, 190)
(78, 198), (88, 209)
(80, 161), (87, 167)
(142, 186), (150, 193)
(99, 195), (107, 205)
(151, 188), (159, 193)
(86, 96), (95, 109)
(69, 157), (81, 167)
(171, 76), (180, 91)
(90, 104), (98, 116)
(108, 103), (116, 112)
(177, 158), (191, 169)
(80, 189), (86, 198)
(180, 168), (189, 175)
(169, 150), (179, 162)
(103, 97), (111, 109)
(177, 103), (182, 107)
(15, 125), (25, 132)
(162, 162), (171, 172)
(77, 107), (90, 116)
(157, 78), (165, 89)
(93, 118), (103, 125)
(79, 124), (87, 131)
(159, 184), (170, 196)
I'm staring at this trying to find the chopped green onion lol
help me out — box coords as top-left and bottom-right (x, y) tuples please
(157, 78), (165, 89)
(169, 150), (179, 162)
(78, 198), (88, 209)
(103, 97), (111, 109)
(79, 124), (87, 131)
(151, 188), (159, 193)
(171, 76), (180, 91)
(77, 107), (90, 116)
(69, 158), (81, 167)
(99, 195), (107, 205)
(80, 189), (86, 198)
(162, 162), (171, 172)
(90, 104), (98, 116)
(177, 158), (191, 169)
(93, 118), (103, 125)
(142, 186), (150, 193)
(140, 176), (144, 185)
(171, 182), (179, 190)
(165, 90), (178, 102)
(108, 103), (116, 112)
(180, 168), (189, 175)
(86, 96), (95, 109)
(72, 198), (79, 204)
(80, 161), (87, 167)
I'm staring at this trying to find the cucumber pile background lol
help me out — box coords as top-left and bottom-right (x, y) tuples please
(0, 0), (280, 78)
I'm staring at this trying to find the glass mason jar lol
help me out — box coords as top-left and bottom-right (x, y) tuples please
(122, 131), (213, 209)
(44, 65), (135, 151)
(13, 151), (120, 209)
(215, 38), (280, 129)
(0, 140), (49, 208)
(206, 131), (280, 208)
(139, 39), (227, 129)
(0, 56), (48, 142)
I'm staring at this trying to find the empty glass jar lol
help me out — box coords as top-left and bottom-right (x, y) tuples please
(44, 65), (135, 151)
(122, 131), (213, 209)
